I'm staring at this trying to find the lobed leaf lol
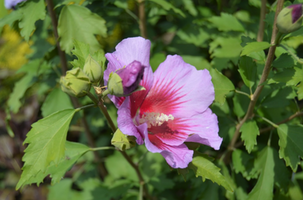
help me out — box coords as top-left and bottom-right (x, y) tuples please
(16, 109), (79, 189)
(208, 13), (245, 32)
(209, 68), (235, 105)
(58, 5), (107, 53)
(149, 0), (185, 17)
(240, 120), (260, 153)
(18, 0), (46, 41)
(17, 141), (90, 188)
(247, 147), (274, 200)
(190, 154), (233, 192)
(277, 124), (303, 172)
(240, 42), (271, 56)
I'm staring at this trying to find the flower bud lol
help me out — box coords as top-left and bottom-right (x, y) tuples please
(83, 55), (103, 84)
(111, 128), (136, 151)
(277, 4), (303, 34)
(60, 68), (91, 98)
(107, 61), (145, 97)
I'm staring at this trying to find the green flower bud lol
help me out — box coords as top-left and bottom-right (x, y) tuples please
(83, 55), (103, 84)
(107, 72), (124, 97)
(111, 128), (136, 151)
(60, 68), (91, 97)
(277, 4), (303, 34)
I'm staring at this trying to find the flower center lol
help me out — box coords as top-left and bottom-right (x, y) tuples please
(138, 112), (174, 128)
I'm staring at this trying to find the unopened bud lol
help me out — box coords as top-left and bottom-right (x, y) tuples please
(277, 4), (303, 34)
(60, 68), (91, 97)
(83, 55), (103, 84)
(111, 129), (136, 151)
(106, 61), (145, 97)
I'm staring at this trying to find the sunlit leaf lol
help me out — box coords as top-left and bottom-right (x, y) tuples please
(247, 147), (274, 200)
(17, 141), (90, 188)
(209, 68), (235, 105)
(240, 120), (259, 153)
(190, 154), (233, 191)
(240, 42), (271, 56)
(58, 5), (107, 53)
(18, 0), (46, 41)
(209, 13), (245, 32)
(277, 124), (303, 172)
(16, 109), (79, 189)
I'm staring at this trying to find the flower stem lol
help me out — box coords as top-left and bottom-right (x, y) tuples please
(137, 0), (147, 39)
(90, 146), (116, 151)
(78, 104), (96, 110)
(234, 90), (251, 99)
(227, 0), (284, 156)
(257, 115), (279, 128)
(257, 0), (267, 42)
(96, 98), (149, 198)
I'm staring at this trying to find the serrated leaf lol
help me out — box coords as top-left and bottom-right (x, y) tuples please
(277, 124), (303, 172)
(17, 141), (89, 188)
(209, 13), (245, 32)
(0, 9), (22, 30)
(241, 42), (271, 56)
(7, 60), (50, 113)
(240, 120), (259, 153)
(18, 0), (46, 41)
(16, 109), (79, 189)
(238, 56), (257, 89)
(232, 149), (258, 180)
(190, 154), (233, 191)
(41, 88), (73, 117)
(272, 53), (295, 68)
(209, 68), (235, 105)
(58, 5), (107, 53)
(70, 40), (105, 70)
(247, 147), (274, 200)
(149, 0), (185, 17)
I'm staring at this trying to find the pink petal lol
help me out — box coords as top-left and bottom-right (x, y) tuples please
(140, 55), (215, 118)
(117, 98), (145, 145)
(143, 130), (193, 168)
(104, 37), (152, 108)
(185, 108), (222, 150)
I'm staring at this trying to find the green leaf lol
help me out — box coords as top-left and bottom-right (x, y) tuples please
(238, 56), (257, 89)
(190, 154), (233, 192)
(17, 141), (90, 188)
(208, 13), (245, 32)
(232, 149), (258, 180)
(240, 42), (271, 56)
(70, 40), (105, 70)
(277, 124), (303, 172)
(5, 106), (14, 137)
(16, 109), (78, 189)
(0, 9), (22, 30)
(7, 60), (50, 113)
(18, 0), (46, 41)
(240, 120), (259, 153)
(209, 68), (235, 105)
(232, 92), (250, 118)
(41, 88), (74, 117)
(149, 0), (185, 17)
(58, 5), (107, 53)
(272, 53), (295, 68)
(247, 147), (274, 200)
(181, 0), (197, 16)
(150, 52), (166, 72)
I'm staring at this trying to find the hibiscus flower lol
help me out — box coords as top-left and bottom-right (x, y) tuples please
(104, 37), (222, 168)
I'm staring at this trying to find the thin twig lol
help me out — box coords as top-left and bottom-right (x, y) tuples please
(227, 0), (284, 153)
(260, 112), (303, 133)
(138, 0), (147, 39)
(257, 0), (267, 42)
(96, 99), (150, 198)
(45, 0), (68, 75)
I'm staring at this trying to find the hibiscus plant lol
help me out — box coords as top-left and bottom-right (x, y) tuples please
(1, 0), (303, 199)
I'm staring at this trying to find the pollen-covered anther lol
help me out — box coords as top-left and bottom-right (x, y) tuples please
(139, 112), (174, 128)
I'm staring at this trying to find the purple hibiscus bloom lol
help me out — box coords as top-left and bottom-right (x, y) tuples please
(104, 37), (222, 168)
(5, 0), (26, 9)
(289, 4), (302, 23)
